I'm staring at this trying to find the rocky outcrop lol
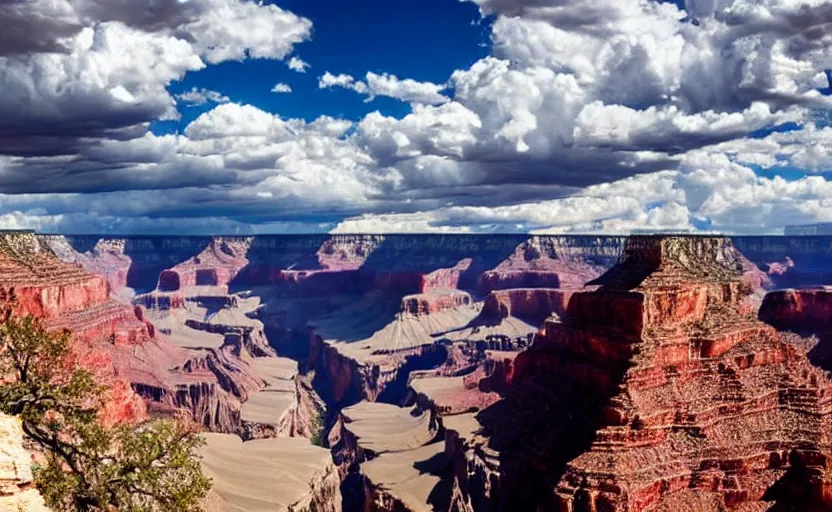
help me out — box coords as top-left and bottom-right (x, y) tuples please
(453, 236), (832, 511)
(478, 236), (619, 293)
(480, 288), (573, 321)
(156, 237), (252, 292)
(0, 414), (49, 511)
(0, 234), (109, 319)
(759, 287), (832, 333)
(46, 236), (216, 294)
(759, 287), (832, 373)
(0, 233), (275, 433)
(400, 290), (472, 316)
(0, 232), (155, 425)
(44, 236), (133, 298)
(184, 319), (275, 358)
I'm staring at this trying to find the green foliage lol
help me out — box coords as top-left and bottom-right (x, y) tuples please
(0, 315), (211, 512)
(309, 406), (327, 448)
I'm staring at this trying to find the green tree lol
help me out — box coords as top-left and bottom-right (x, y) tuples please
(309, 406), (327, 448)
(0, 314), (211, 512)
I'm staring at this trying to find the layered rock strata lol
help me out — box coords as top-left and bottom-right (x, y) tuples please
(44, 236), (133, 299)
(0, 232), (279, 433)
(759, 287), (832, 373)
(136, 256), (323, 438)
(455, 236), (832, 511)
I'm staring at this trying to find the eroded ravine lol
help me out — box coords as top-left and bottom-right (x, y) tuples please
(37, 232), (832, 512)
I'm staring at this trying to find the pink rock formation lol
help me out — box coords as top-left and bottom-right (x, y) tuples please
(421, 259), (473, 291)
(481, 288), (573, 321)
(454, 236), (832, 512)
(156, 237), (252, 291)
(479, 237), (609, 293)
(0, 233), (275, 433)
(766, 256), (796, 276)
(400, 290), (472, 316)
(44, 236), (133, 296)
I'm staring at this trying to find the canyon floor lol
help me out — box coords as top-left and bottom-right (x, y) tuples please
(3, 232), (832, 511)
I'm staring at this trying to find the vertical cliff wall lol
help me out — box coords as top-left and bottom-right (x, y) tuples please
(448, 236), (832, 512)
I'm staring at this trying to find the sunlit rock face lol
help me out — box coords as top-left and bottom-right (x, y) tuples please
(0, 414), (49, 512)
(444, 236), (832, 512)
(0, 232), (266, 433)
(200, 434), (342, 512)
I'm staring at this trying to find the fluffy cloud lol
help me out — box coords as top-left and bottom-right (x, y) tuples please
(328, 153), (832, 236)
(319, 71), (449, 104)
(287, 56), (310, 73)
(271, 83), (293, 94)
(177, 0), (311, 64)
(176, 87), (231, 106)
(2, 0), (832, 234)
(0, 0), (310, 158)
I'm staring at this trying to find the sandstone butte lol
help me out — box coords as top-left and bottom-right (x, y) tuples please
(444, 236), (832, 512)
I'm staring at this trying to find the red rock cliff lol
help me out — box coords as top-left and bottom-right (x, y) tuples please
(466, 236), (832, 512)
(0, 233), (266, 432)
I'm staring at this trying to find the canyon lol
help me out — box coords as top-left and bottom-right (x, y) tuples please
(1, 231), (832, 510)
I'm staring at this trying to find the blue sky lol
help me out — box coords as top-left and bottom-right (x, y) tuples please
(153, 0), (493, 134)
(2, 0), (832, 235)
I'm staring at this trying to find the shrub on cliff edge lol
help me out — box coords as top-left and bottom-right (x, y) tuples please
(0, 314), (211, 512)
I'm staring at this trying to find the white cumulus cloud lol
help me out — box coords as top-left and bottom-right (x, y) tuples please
(271, 83), (292, 94)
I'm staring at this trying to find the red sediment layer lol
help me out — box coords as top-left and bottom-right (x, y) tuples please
(467, 237), (832, 511)
(157, 238), (252, 291)
(481, 288), (574, 321)
(400, 290), (472, 316)
(759, 288), (832, 333)
(0, 234), (263, 433)
(553, 238), (832, 511)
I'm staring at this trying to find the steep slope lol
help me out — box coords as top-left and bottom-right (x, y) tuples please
(0, 232), (276, 432)
(451, 236), (832, 511)
(330, 401), (448, 512)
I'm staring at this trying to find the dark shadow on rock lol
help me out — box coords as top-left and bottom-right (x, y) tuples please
(376, 344), (448, 405)
(122, 236), (211, 293)
(473, 289), (635, 511)
(339, 465), (365, 512)
(733, 236), (832, 289)
(228, 235), (330, 293)
(412, 446), (453, 512)
(763, 451), (832, 511)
